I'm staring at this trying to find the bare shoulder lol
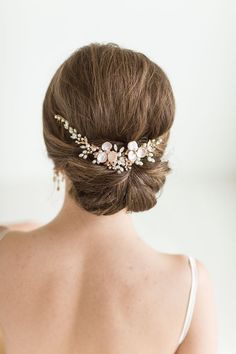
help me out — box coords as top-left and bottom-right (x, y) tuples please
(154, 251), (194, 281)
(0, 225), (9, 234)
(164, 253), (215, 287)
(0, 222), (41, 251)
(0, 228), (28, 244)
(175, 257), (218, 353)
(0, 229), (42, 300)
(195, 258), (215, 288)
(0, 229), (34, 270)
(155, 253), (218, 353)
(154, 251), (213, 284)
(149, 251), (196, 309)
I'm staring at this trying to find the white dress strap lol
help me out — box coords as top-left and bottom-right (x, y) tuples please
(0, 228), (10, 241)
(177, 255), (198, 346)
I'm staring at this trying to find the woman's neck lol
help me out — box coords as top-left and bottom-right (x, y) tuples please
(45, 187), (139, 245)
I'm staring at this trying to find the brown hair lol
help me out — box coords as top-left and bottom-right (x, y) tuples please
(42, 42), (175, 215)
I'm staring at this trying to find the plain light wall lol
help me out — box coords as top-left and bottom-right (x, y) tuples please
(0, 0), (235, 353)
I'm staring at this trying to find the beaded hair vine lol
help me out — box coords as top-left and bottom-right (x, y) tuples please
(54, 114), (163, 174)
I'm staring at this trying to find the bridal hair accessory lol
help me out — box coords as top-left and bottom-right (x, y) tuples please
(54, 114), (163, 174)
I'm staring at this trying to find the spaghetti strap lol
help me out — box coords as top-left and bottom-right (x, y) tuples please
(177, 255), (198, 346)
(0, 229), (10, 241)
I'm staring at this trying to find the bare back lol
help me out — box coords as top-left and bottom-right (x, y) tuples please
(0, 228), (196, 354)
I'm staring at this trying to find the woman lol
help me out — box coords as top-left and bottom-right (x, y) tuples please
(0, 43), (218, 353)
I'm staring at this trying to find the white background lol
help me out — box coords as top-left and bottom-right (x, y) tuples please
(0, 0), (235, 353)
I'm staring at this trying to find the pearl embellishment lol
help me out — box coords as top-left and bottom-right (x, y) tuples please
(54, 114), (163, 174)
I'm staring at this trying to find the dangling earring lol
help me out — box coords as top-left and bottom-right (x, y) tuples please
(53, 169), (65, 191)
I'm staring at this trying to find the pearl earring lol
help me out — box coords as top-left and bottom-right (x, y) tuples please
(53, 169), (65, 191)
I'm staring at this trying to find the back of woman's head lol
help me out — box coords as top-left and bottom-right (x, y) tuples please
(43, 42), (175, 215)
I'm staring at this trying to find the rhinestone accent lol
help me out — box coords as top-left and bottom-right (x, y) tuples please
(54, 114), (164, 174)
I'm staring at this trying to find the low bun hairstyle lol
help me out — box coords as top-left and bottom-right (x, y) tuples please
(43, 42), (175, 215)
